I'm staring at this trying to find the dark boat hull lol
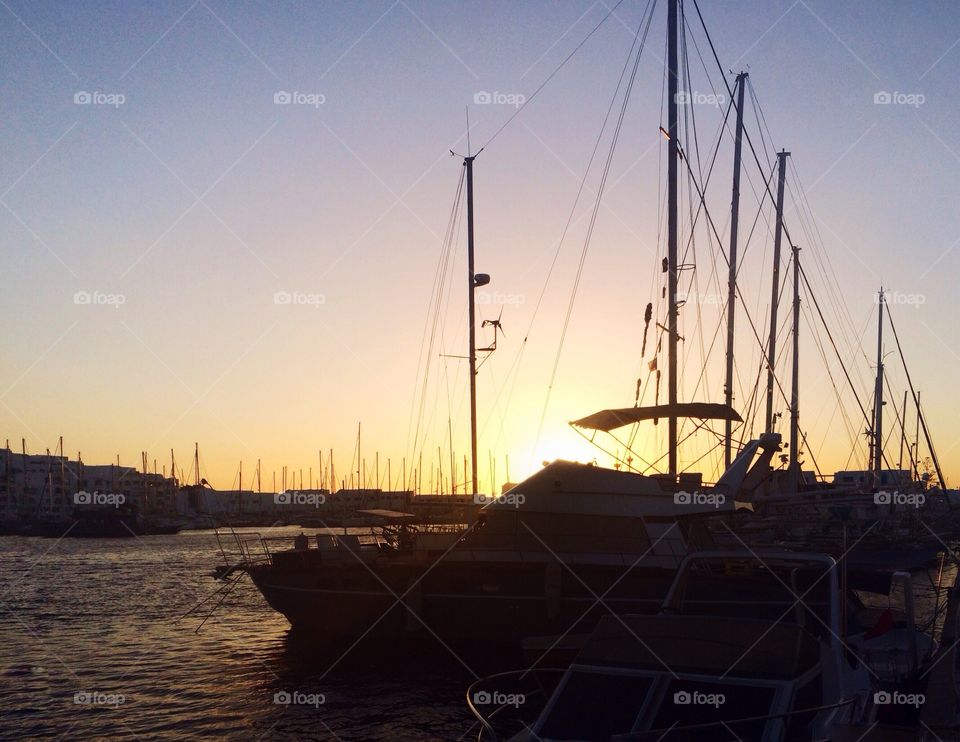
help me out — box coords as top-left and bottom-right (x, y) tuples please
(247, 558), (676, 648)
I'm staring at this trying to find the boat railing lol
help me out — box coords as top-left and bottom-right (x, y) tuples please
(214, 527), (271, 566)
(468, 678), (857, 742)
(216, 523), (471, 568)
(608, 697), (859, 741)
(465, 668), (566, 742)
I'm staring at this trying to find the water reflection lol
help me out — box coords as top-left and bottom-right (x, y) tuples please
(0, 528), (474, 740)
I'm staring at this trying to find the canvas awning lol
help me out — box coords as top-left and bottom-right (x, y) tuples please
(571, 403), (742, 432)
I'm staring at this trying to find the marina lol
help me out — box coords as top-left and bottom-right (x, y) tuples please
(2, 0), (960, 740)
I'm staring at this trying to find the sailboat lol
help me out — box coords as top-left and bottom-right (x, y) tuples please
(218, 0), (794, 649)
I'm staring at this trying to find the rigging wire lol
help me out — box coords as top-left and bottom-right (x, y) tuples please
(532, 0), (658, 462)
(407, 167), (466, 470)
(479, 0), (630, 152)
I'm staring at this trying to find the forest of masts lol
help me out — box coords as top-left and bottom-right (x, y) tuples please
(4, 434), (515, 497)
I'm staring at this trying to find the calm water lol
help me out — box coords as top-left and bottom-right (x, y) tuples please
(3, 529), (955, 740)
(0, 527), (479, 741)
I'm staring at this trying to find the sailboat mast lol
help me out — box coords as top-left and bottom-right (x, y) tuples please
(764, 150), (790, 433)
(873, 288), (885, 484)
(909, 390), (924, 483)
(465, 155), (479, 495)
(789, 246), (801, 485)
(666, 0), (679, 477)
(898, 391), (908, 471)
(724, 71), (748, 467)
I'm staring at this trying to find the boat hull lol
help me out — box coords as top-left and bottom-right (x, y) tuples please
(247, 558), (676, 647)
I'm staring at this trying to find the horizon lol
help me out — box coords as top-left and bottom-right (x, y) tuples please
(2, 0), (958, 491)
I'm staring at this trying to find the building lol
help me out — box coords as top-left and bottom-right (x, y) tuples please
(0, 449), (178, 521)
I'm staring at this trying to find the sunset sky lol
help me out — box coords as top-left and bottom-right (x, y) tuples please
(1, 0), (958, 492)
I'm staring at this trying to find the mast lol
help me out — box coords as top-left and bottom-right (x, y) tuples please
(913, 391), (921, 480)
(764, 149), (790, 433)
(789, 246), (801, 488)
(465, 155), (480, 495)
(666, 0), (680, 476)
(898, 390), (908, 471)
(21, 439), (26, 514)
(59, 436), (65, 514)
(724, 71), (748, 467)
(873, 288), (885, 484)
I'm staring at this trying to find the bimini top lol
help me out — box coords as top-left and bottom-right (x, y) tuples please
(572, 402), (742, 432)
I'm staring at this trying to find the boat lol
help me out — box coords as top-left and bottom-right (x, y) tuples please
(466, 550), (946, 740)
(213, 0), (953, 659)
(215, 0), (783, 646)
(24, 504), (182, 538)
(218, 433), (780, 646)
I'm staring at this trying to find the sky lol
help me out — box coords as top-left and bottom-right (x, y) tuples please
(1, 0), (958, 492)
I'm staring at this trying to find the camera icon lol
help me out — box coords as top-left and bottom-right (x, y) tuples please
(673, 690), (691, 705)
(874, 691), (892, 705)
(74, 290), (92, 305)
(473, 691), (491, 705)
(273, 691), (291, 705)
(74, 491), (92, 505)
(874, 491), (892, 505)
(74, 691), (90, 704)
(473, 91), (491, 105)
(874, 91), (892, 105)
(673, 491), (692, 505)
(273, 290), (292, 305)
(274, 492), (291, 505)
(74, 91), (92, 105)
(674, 91), (690, 104)
(274, 91), (292, 105)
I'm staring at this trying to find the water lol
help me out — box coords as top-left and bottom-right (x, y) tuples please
(3, 529), (955, 740)
(0, 527), (479, 741)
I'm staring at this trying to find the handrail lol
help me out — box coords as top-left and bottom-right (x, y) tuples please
(465, 669), (567, 742)
(466, 669), (857, 741)
(609, 696), (858, 739)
